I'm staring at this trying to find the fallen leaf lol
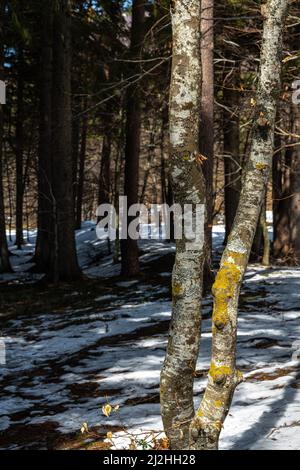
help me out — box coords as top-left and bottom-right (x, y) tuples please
(102, 403), (112, 418)
(80, 422), (89, 434)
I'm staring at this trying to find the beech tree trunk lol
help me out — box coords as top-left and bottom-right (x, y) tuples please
(160, 0), (206, 450)
(48, 0), (81, 282)
(120, 0), (145, 277)
(190, 0), (288, 450)
(0, 1), (12, 273)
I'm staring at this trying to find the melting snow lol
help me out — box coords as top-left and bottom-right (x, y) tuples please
(0, 224), (300, 449)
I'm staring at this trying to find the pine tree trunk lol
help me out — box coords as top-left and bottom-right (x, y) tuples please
(75, 109), (88, 230)
(261, 199), (270, 266)
(273, 106), (292, 259)
(72, 114), (80, 208)
(160, 0), (206, 450)
(15, 46), (25, 249)
(98, 134), (111, 208)
(160, 106), (168, 204)
(35, 0), (53, 271)
(49, 0), (81, 282)
(223, 75), (241, 243)
(200, 0), (214, 285)
(190, 0), (288, 450)
(120, 0), (145, 277)
(0, 1), (12, 273)
(289, 101), (300, 263)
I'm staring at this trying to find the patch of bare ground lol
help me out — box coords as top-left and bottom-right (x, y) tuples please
(54, 425), (122, 450)
(67, 382), (122, 399)
(248, 366), (299, 382)
(0, 421), (60, 450)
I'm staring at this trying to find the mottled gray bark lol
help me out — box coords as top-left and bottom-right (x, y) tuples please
(189, 0), (288, 450)
(160, 0), (206, 450)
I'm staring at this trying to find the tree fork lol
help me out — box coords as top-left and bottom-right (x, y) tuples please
(189, 0), (289, 450)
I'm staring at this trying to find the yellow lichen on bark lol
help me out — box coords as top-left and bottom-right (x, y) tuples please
(209, 362), (232, 381)
(236, 369), (244, 383)
(172, 281), (183, 297)
(212, 252), (243, 328)
(255, 162), (268, 170)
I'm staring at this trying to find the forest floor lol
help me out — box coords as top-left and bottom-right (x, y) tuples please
(0, 223), (300, 450)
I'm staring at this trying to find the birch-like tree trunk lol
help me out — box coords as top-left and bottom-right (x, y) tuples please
(160, 0), (206, 450)
(189, 0), (288, 450)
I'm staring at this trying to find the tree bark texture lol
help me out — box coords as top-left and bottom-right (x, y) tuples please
(160, 0), (206, 450)
(49, 0), (81, 282)
(189, 0), (288, 450)
(200, 0), (214, 280)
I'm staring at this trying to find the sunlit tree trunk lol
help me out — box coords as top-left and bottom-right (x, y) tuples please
(160, 0), (206, 450)
(190, 0), (288, 450)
